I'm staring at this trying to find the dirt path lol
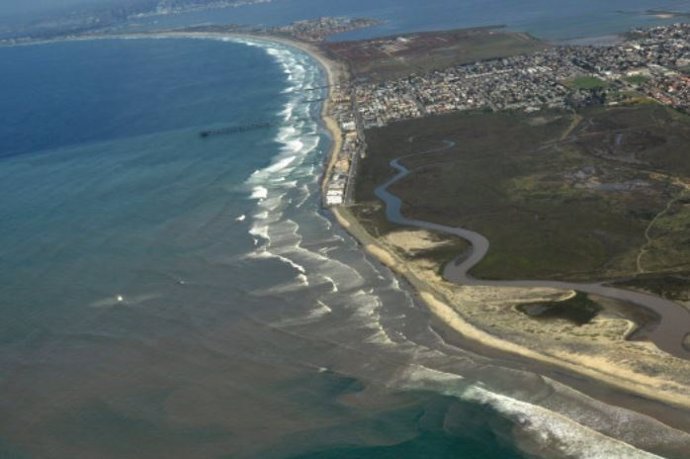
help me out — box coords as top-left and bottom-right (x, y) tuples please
(636, 191), (685, 273)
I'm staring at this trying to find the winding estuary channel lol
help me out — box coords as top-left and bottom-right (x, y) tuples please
(374, 140), (690, 359)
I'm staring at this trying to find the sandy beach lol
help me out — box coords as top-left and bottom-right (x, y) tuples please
(13, 28), (349, 198)
(106, 28), (690, 426)
(329, 207), (690, 436)
(231, 32), (690, 431)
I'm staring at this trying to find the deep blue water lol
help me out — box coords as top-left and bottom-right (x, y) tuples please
(2, 3), (690, 458)
(0, 39), (286, 336)
(0, 36), (528, 459)
(0, 39), (282, 158)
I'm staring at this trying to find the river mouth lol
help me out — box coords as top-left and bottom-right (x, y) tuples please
(371, 141), (690, 360)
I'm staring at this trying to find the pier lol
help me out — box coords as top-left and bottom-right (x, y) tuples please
(199, 122), (271, 138)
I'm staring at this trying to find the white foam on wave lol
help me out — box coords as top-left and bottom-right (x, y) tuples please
(274, 123), (300, 143)
(248, 223), (269, 243)
(278, 180), (298, 188)
(537, 375), (690, 450)
(251, 278), (309, 296)
(269, 299), (334, 327)
(237, 38), (370, 324)
(322, 275), (338, 293)
(396, 365), (665, 459)
(344, 289), (395, 345)
(263, 155), (297, 175)
(250, 186), (268, 200)
(465, 385), (663, 459)
(318, 246), (337, 256)
(312, 300), (333, 316)
(247, 130), (318, 187)
(319, 214), (333, 231)
(280, 105), (297, 123)
(249, 248), (306, 274)
(285, 138), (304, 154)
(266, 196), (286, 213)
(294, 184), (311, 209)
(267, 220), (366, 290)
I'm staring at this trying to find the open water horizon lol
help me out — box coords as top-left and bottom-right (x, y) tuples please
(125, 0), (690, 42)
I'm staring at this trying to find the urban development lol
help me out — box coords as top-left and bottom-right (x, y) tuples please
(323, 23), (690, 206)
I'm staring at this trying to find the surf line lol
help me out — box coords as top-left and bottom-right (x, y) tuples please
(373, 140), (690, 360)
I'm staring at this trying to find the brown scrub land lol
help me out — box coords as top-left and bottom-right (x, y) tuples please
(346, 102), (690, 413)
(323, 27), (547, 82)
(355, 104), (690, 282)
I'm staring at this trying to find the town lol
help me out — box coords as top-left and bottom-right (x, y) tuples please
(322, 23), (690, 206)
(354, 24), (690, 127)
(323, 83), (366, 207)
(272, 17), (382, 42)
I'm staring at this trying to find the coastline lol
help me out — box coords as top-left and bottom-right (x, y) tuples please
(1, 30), (347, 198)
(221, 32), (347, 199)
(9, 28), (690, 431)
(282, 33), (690, 427)
(330, 206), (690, 434)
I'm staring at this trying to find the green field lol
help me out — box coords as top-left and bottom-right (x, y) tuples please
(624, 74), (650, 86)
(566, 76), (609, 90)
(354, 105), (690, 281)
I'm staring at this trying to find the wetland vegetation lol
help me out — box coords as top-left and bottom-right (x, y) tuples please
(354, 104), (690, 282)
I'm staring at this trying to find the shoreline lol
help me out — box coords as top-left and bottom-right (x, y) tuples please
(331, 206), (690, 435)
(8, 28), (690, 432)
(263, 32), (690, 429)
(2, 30), (346, 199)
(0, 29), (347, 198)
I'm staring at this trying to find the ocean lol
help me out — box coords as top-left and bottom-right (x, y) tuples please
(128, 0), (690, 41)
(2, 2), (690, 458)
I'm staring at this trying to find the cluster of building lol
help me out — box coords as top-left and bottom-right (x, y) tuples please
(273, 17), (381, 42)
(324, 85), (365, 206)
(138, 0), (273, 17)
(323, 23), (690, 207)
(355, 24), (690, 128)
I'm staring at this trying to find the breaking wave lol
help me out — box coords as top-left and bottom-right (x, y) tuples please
(234, 37), (690, 458)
